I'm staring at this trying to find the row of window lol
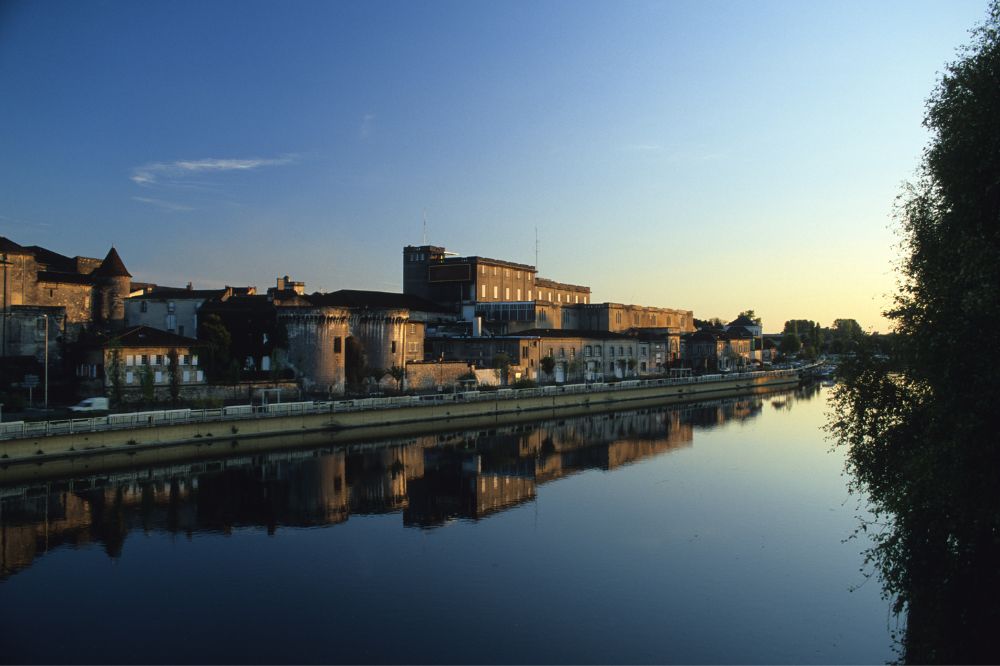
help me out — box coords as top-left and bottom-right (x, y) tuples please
(478, 284), (589, 304)
(124, 369), (203, 384)
(124, 353), (198, 366)
(138, 301), (177, 313)
(480, 265), (531, 281)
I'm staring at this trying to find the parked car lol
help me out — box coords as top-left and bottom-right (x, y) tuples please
(69, 397), (109, 412)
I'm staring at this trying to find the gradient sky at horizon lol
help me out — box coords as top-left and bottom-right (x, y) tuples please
(0, 0), (988, 332)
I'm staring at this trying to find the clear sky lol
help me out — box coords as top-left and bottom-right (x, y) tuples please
(0, 0), (988, 332)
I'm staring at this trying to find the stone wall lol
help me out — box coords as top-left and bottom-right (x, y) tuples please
(282, 308), (351, 394)
(405, 360), (472, 391)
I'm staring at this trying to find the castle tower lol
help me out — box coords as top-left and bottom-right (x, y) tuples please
(93, 247), (132, 328)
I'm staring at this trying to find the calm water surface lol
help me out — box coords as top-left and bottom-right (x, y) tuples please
(0, 385), (892, 663)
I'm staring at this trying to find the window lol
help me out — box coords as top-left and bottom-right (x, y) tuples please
(493, 266), (497, 276)
(557, 293), (561, 303)
(528, 290), (532, 300)
(334, 337), (342, 353)
(584, 297), (588, 304)
(609, 346), (615, 356)
(155, 371), (163, 383)
(179, 354), (186, 365)
(196, 370), (204, 382)
(183, 370), (190, 382)
(126, 371), (134, 384)
(548, 291), (553, 301)
(126, 354), (134, 366)
(516, 288), (521, 300)
(619, 346), (624, 356)
(391, 340), (397, 353)
(522, 346), (529, 359)
(140, 354), (148, 365)
(167, 302), (176, 313)
(585, 346), (592, 356)
(505, 287), (510, 299)
(191, 355), (198, 366)
(493, 285), (498, 299)
(504, 269), (509, 277)
(595, 347), (602, 357)
(166, 314), (177, 331)
(570, 347), (576, 358)
(575, 295), (579, 303)
(481, 284), (486, 298)
(559, 347), (565, 357)
(141, 301), (148, 313)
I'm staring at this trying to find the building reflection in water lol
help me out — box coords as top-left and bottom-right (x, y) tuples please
(0, 385), (818, 580)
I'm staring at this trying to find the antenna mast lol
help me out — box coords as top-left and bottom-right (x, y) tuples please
(534, 226), (539, 270)
(422, 211), (427, 245)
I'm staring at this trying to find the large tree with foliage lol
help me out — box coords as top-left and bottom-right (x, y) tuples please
(829, 5), (1000, 662)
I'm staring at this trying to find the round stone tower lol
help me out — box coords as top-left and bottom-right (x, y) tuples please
(93, 247), (132, 329)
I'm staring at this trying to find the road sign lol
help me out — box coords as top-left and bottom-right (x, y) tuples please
(23, 374), (39, 388)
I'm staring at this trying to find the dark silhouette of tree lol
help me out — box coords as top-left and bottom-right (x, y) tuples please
(830, 5), (1000, 662)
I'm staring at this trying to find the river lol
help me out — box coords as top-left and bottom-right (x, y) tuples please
(0, 383), (893, 663)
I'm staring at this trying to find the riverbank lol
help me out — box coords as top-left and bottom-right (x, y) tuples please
(0, 370), (800, 466)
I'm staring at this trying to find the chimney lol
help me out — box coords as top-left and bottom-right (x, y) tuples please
(186, 282), (193, 290)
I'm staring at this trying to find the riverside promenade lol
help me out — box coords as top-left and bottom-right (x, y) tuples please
(0, 369), (802, 464)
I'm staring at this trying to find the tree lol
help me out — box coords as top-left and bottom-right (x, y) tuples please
(739, 309), (762, 325)
(493, 352), (512, 386)
(780, 332), (801, 356)
(106, 340), (124, 407)
(539, 354), (555, 379)
(199, 314), (233, 381)
(167, 347), (181, 405)
(388, 365), (406, 391)
(829, 5), (1000, 661)
(140, 364), (155, 405)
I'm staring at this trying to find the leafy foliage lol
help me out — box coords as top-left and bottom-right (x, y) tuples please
(829, 5), (1000, 661)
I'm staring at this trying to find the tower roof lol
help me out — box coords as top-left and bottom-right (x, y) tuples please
(93, 247), (132, 278)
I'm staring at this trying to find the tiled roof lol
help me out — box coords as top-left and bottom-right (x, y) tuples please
(104, 325), (199, 348)
(129, 287), (226, 300)
(0, 237), (29, 254)
(728, 315), (758, 327)
(302, 290), (455, 313)
(92, 247), (132, 278)
(37, 271), (94, 285)
(514, 328), (634, 340)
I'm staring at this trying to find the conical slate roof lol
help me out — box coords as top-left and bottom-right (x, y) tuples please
(93, 247), (132, 278)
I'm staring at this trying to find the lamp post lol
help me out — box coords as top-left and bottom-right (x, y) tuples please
(42, 313), (48, 410)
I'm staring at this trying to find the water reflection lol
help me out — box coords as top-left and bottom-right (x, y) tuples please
(1, 384), (820, 581)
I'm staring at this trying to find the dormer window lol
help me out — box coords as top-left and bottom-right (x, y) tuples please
(167, 302), (176, 313)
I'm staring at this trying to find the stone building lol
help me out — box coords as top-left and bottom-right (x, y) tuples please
(2, 237), (135, 388)
(77, 325), (205, 400)
(402, 244), (591, 315)
(278, 290), (456, 394)
(1, 237), (133, 336)
(126, 286), (229, 339)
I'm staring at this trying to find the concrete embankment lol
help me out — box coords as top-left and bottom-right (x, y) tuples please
(0, 373), (798, 469)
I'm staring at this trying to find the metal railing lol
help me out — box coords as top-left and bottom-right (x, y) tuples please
(0, 369), (800, 442)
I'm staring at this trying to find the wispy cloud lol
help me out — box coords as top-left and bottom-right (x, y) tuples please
(131, 196), (195, 212)
(360, 114), (375, 140)
(130, 155), (297, 186)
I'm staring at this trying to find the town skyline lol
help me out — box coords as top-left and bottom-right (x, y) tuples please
(0, 0), (988, 332)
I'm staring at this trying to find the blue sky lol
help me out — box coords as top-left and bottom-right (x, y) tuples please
(0, 0), (988, 331)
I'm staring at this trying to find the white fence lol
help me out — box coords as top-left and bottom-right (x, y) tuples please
(0, 369), (800, 442)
